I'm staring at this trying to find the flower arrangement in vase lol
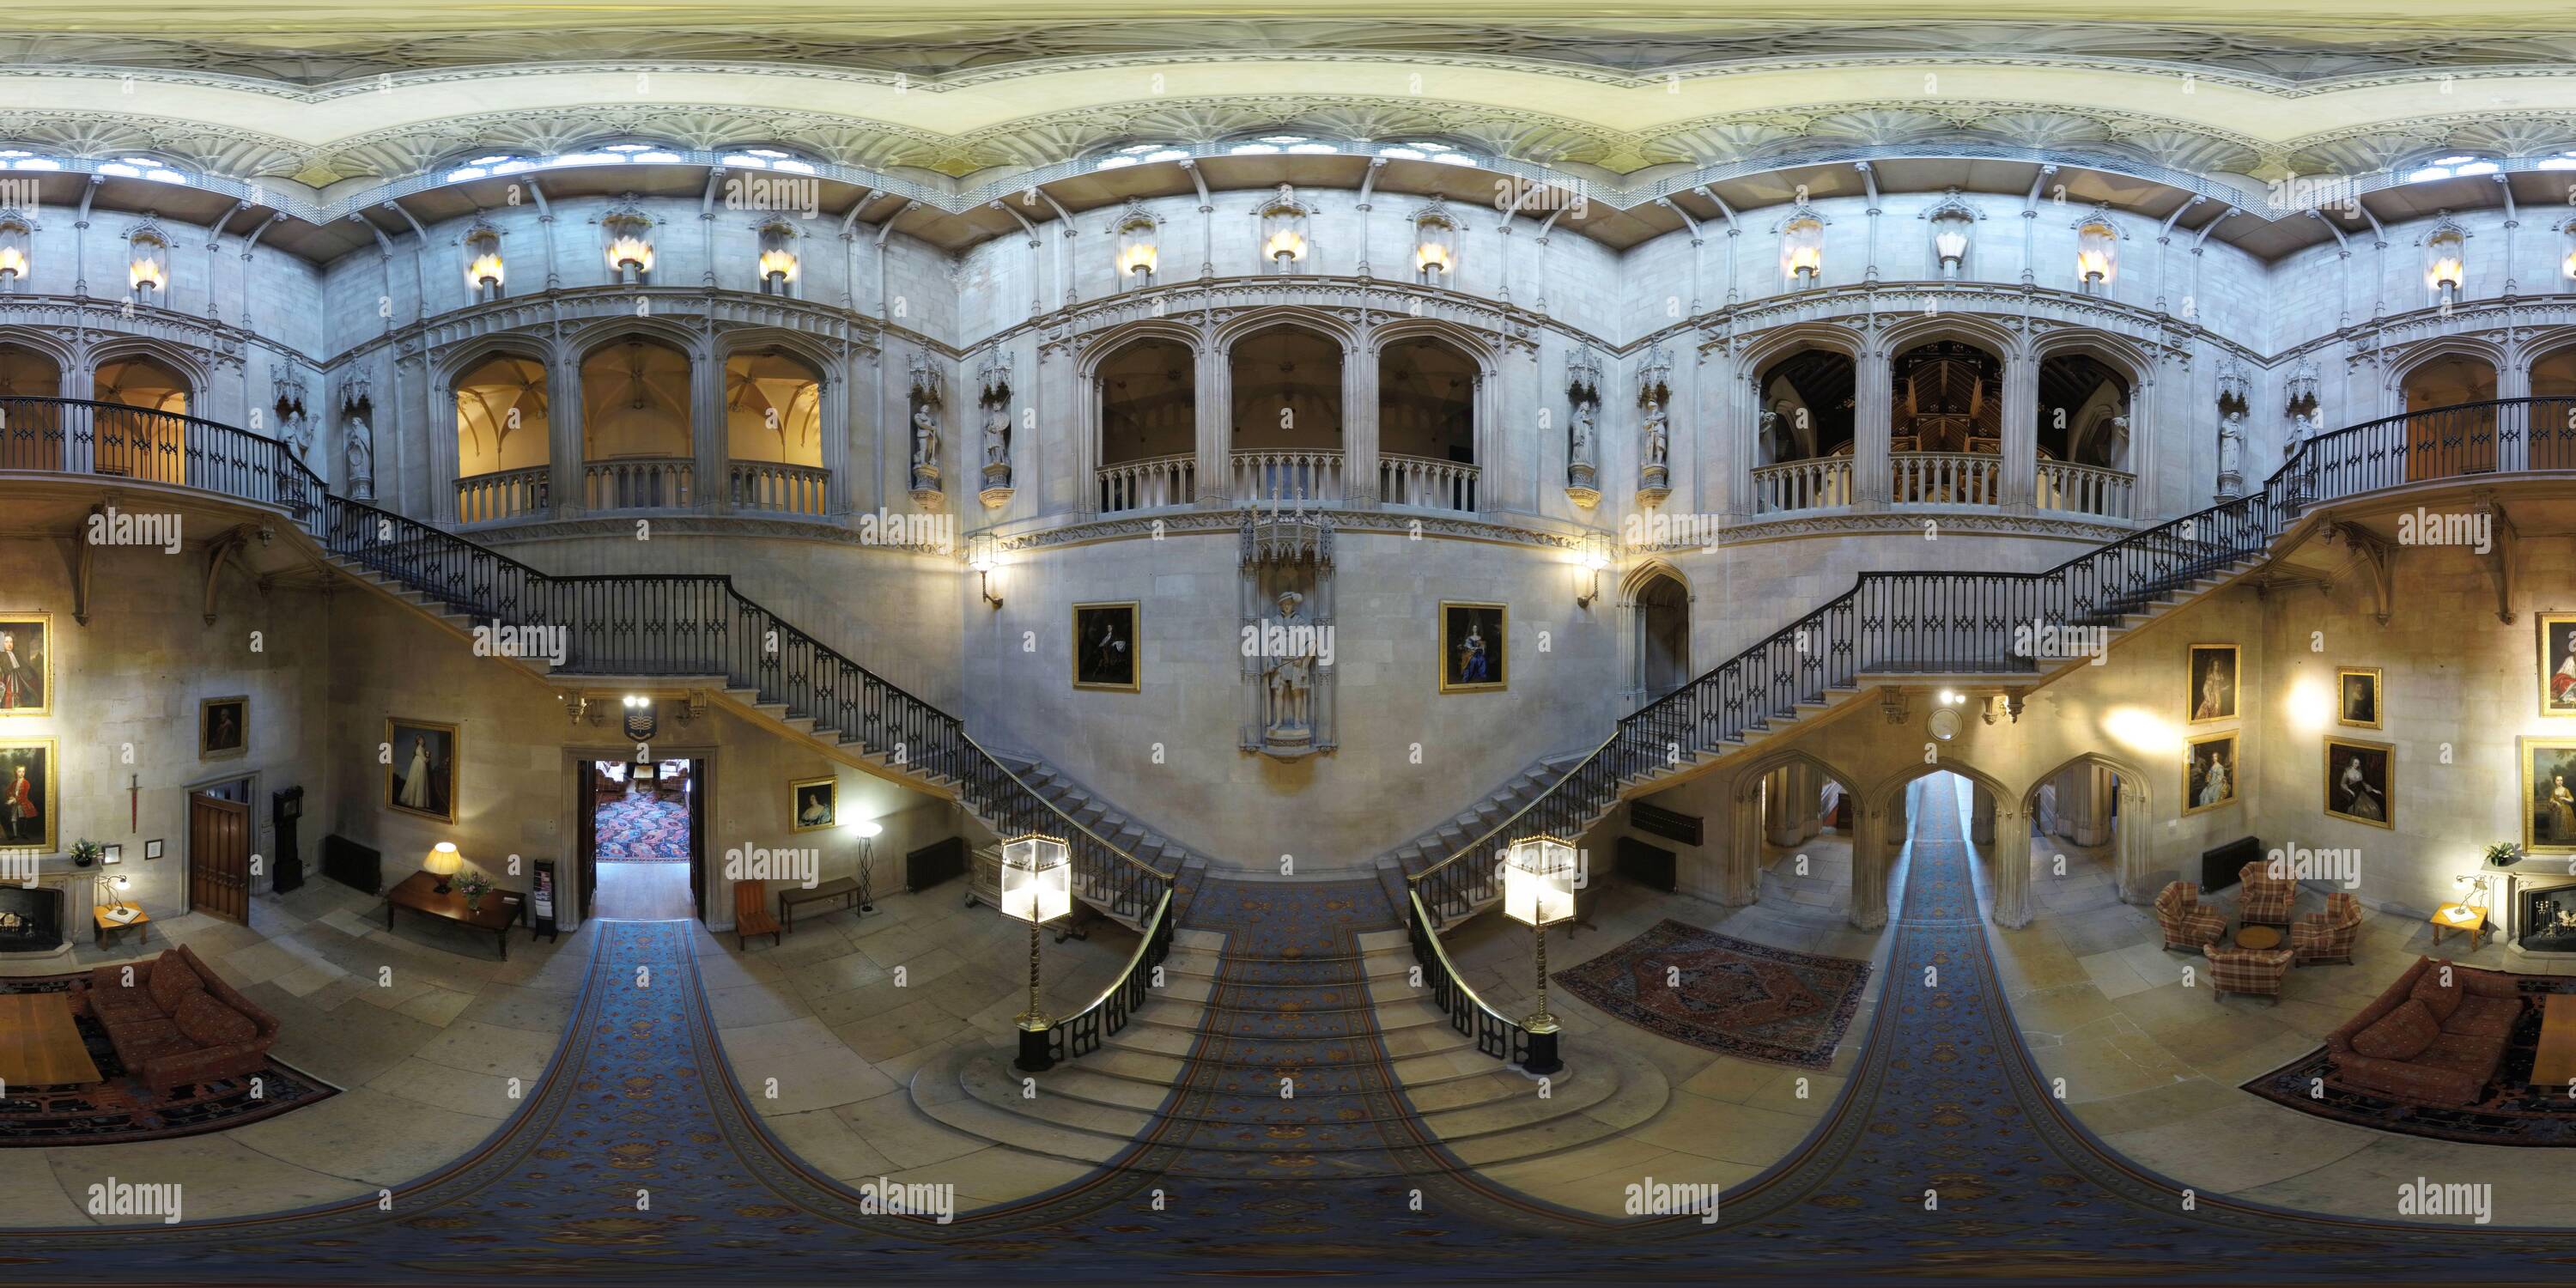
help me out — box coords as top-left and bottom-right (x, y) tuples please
(2485, 841), (2524, 869)
(456, 870), (495, 912)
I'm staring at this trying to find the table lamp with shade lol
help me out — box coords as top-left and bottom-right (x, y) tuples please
(426, 841), (464, 893)
(999, 834), (1072, 1072)
(1503, 835), (1579, 1076)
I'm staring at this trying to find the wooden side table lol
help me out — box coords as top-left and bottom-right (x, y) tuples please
(94, 905), (151, 949)
(2233, 924), (2283, 950)
(2430, 903), (2489, 951)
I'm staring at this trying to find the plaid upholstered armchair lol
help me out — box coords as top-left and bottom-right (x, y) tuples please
(2155, 881), (2227, 952)
(2205, 944), (2294, 1002)
(2292, 891), (2364, 965)
(2237, 860), (2299, 927)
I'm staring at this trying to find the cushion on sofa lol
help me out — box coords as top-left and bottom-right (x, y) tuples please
(2352, 999), (2442, 1060)
(147, 957), (206, 1012)
(2445, 994), (2522, 1040)
(108, 1016), (192, 1063)
(171, 992), (258, 1047)
(2418, 1031), (2508, 1074)
(2411, 963), (2465, 1024)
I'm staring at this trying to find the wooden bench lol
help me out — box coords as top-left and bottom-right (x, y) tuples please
(780, 876), (863, 932)
(732, 880), (781, 951)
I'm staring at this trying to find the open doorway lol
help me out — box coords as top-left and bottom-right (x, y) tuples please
(1752, 756), (1855, 910)
(581, 758), (702, 920)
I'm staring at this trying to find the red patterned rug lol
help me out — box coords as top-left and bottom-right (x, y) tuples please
(1551, 919), (1871, 1070)
(0, 972), (337, 1146)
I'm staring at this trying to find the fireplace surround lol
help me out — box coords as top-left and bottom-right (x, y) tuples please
(0, 884), (65, 952)
(2515, 874), (2576, 956)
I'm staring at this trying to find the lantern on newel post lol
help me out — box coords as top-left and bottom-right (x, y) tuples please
(999, 834), (1073, 1072)
(1502, 834), (1578, 1076)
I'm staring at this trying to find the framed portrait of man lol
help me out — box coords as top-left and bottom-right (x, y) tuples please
(0, 613), (51, 717)
(2522, 738), (2576, 854)
(2541, 614), (2576, 718)
(386, 718), (459, 823)
(1440, 603), (1508, 693)
(2336, 667), (2382, 729)
(2187, 643), (2238, 724)
(0, 738), (55, 853)
(201, 696), (248, 759)
(1072, 602), (1140, 691)
(2324, 736), (2393, 830)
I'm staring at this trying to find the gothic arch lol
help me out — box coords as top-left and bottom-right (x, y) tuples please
(434, 333), (558, 390)
(714, 327), (841, 381)
(1876, 313), (2028, 364)
(82, 337), (209, 400)
(568, 316), (713, 365)
(1368, 318), (1496, 374)
(1616, 556), (1692, 607)
(1076, 319), (1205, 379)
(1730, 747), (1858, 805)
(1731, 323), (1865, 377)
(0, 327), (80, 375)
(2029, 328), (2153, 380)
(2382, 336), (2511, 397)
(1212, 307), (1358, 355)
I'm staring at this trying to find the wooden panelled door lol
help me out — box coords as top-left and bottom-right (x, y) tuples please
(187, 791), (253, 924)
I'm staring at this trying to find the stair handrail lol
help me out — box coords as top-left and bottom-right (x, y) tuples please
(1406, 887), (1537, 1066)
(960, 732), (1176, 882)
(1045, 888), (1175, 1065)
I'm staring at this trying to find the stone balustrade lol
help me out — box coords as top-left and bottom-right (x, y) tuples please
(1379, 452), (1479, 512)
(1096, 453), (1197, 513)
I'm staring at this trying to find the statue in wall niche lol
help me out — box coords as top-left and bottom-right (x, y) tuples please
(2216, 409), (2245, 489)
(909, 402), (941, 490)
(1642, 394), (1669, 469)
(343, 404), (374, 501)
(982, 400), (1012, 473)
(1569, 398), (1596, 467)
(282, 404), (313, 464)
(1263, 590), (1317, 740)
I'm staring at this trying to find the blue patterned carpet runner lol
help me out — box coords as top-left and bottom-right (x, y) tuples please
(15, 795), (2576, 1280)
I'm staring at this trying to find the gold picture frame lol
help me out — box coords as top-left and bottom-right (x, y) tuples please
(0, 611), (53, 718)
(385, 717), (460, 824)
(2542, 613), (2576, 718)
(2324, 735), (2394, 830)
(2335, 666), (2383, 730)
(1072, 601), (1140, 691)
(1439, 602), (1509, 693)
(2181, 730), (2239, 817)
(0, 737), (57, 854)
(2186, 643), (2238, 725)
(200, 695), (248, 760)
(2520, 737), (2576, 854)
(790, 775), (838, 834)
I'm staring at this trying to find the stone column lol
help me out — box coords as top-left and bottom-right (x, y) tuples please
(1342, 341), (1380, 507)
(2076, 765), (2116, 848)
(1990, 799), (2033, 928)
(692, 337), (729, 514)
(1799, 764), (1824, 841)
(2499, 351), (2533, 473)
(1971, 783), (1996, 845)
(817, 371), (851, 519)
(1195, 340), (1231, 507)
(1853, 342), (1893, 510)
(549, 347), (585, 519)
(1719, 778), (1764, 907)
(1766, 768), (1802, 847)
(1999, 350), (2038, 510)
(2115, 779), (2155, 903)
(1850, 798), (1891, 931)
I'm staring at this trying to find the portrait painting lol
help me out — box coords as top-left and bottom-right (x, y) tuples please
(2182, 731), (2238, 817)
(2324, 736), (2393, 830)
(0, 738), (56, 853)
(2187, 643), (2238, 724)
(2336, 667), (2382, 729)
(2543, 614), (2576, 718)
(1072, 602), (1140, 691)
(0, 613), (52, 717)
(1440, 602), (1509, 694)
(2523, 738), (2576, 854)
(201, 696), (248, 760)
(385, 718), (459, 823)
(791, 775), (837, 834)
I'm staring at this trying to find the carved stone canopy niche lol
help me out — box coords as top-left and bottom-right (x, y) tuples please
(1240, 507), (1334, 760)
(976, 349), (1014, 509)
(1564, 346), (1604, 510)
(1636, 343), (1673, 509)
(907, 347), (945, 512)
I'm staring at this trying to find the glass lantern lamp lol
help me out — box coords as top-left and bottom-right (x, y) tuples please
(602, 200), (655, 284)
(1260, 193), (1309, 273)
(128, 227), (169, 301)
(1115, 210), (1158, 289)
(1413, 206), (1459, 286)
(1924, 189), (1977, 280)
(2075, 214), (2118, 294)
(1780, 211), (1824, 287)
(2561, 218), (2576, 283)
(0, 216), (28, 293)
(756, 218), (798, 295)
(999, 834), (1073, 1072)
(465, 222), (504, 301)
(2422, 214), (2466, 307)
(1501, 834), (1579, 1075)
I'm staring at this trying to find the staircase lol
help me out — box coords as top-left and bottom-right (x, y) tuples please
(990, 753), (1217, 891)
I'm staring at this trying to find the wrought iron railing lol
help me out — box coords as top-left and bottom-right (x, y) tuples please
(1407, 889), (1533, 1066)
(1046, 889), (1175, 1064)
(0, 395), (1172, 927)
(1407, 395), (2576, 926)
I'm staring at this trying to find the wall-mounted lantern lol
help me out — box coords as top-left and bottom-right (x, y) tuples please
(2073, 205), (2122, 294)
(2558, 216), (2576, 283)
(127, 219), (170, 301)
(464, 220), (505, 302)
(756, 216), (798, 295)
(0, 212), (29, 292)
(2421, 211), (2468, 307)
(1922, 188), (1980, 280)
(601, 195), (655, 284)
(1774, 202), (1826, 287)
(1110, 199), (1158, 289)
(1258, 185), (1311, 273)
(1412, 197), (1461, 287)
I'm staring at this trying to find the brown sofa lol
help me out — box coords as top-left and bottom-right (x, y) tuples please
(2325, 956), (2524, 1106)
(86, 943), (281, 1094)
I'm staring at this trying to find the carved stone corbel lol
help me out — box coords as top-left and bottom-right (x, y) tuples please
(202, 525), (255, 627)
(1880, 688), (1911, 726)
(2476, 494), (2518, 624)
(2330, 520), (2394, 627)
(73, 502), (106, 626)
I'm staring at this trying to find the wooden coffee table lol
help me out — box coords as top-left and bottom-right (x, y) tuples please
(93, 905), (151, 949)
(2431, 903), (2489, 951)
(2533, 994), (2576, 1091)
(0, 993), (104, 1086)
(2233, 924), (2283, 950)
(383, 871), (523, 959)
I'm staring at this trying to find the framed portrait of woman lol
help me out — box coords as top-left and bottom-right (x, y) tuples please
(791, 775), (837, 834)
(1439, 602), (1507, 693)
(2335, 667), (2382, 729)
(2182, 731), (2238, 817)
(2187, 644), (2238, 724)
(385, 718), (459, 823)
(2323, 736), (2393, 830)
(2541, 614), (2576, 718)
(2522, 737), (2576, 854)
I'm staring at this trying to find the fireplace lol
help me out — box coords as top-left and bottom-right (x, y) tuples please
(2519, 878), (2576, 953)
(0, 884), (64, 952)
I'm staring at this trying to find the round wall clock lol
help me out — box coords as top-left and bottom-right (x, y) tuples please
(1927, 707), (1963, 742)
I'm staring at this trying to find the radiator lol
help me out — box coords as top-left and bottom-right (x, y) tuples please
(906, 835), (968, 893)
(321, 834), (384, 894)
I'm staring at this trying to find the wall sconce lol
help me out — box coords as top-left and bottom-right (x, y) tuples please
(2559, 218), (2576, 283)
(1574, 531), (1613, 607)
(2074, 211), (2120, 294)
(424, 841), (463, 893)
(2421, 213), (2467, 306)
(968, 532), (1005, 608)
(623, 695), (658, 744)
(756, 217), (798, 295)
(602, 196), (655, 284)
(999, 833), (1073, 1072)
(0, 216), (29, 293)
(1777, 207), (1825, 287)
(1923, 189), (1978, 280)
(127, 224), (169, 299)
(1113, 205), (1158, 289)
(1413, 198), (1460, 287)
(1260, 188), (1310, 273)
(464, 221), (504, 302)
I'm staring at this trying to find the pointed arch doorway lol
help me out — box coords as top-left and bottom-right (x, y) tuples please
(1621, 565), (1692, 706)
